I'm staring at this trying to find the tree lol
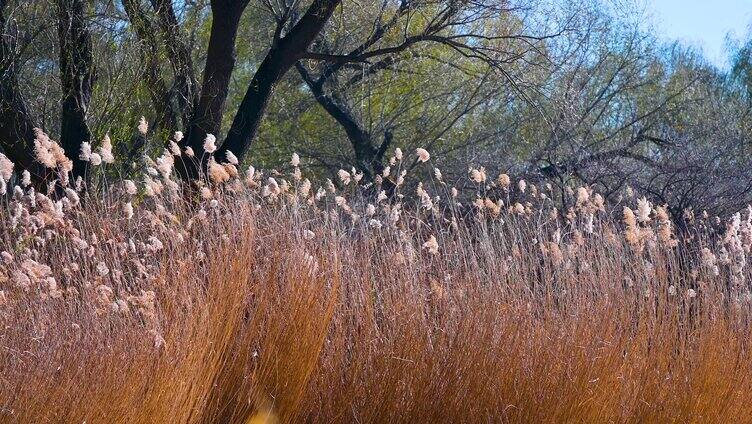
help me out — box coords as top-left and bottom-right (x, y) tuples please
(0, 0), (96, 185)
(291, 0), (572, 180)
(0, 1), (43, 179)
(178, 0), (251, 177)
(118, 0), (344, 177)
(58, 0), (96, 181)
(209, 0), (341, 174)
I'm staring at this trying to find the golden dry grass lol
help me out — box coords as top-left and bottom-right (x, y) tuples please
(1, 160), (752, 423)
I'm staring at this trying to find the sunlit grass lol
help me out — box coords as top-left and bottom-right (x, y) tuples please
(1, 138), (751, 422)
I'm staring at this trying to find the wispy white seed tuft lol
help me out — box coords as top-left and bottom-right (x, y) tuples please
(203, 134), (217, 154)
(416, 148), (430, 163)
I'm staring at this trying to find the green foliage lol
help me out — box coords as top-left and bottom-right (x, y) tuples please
(4, 0), (752, 212)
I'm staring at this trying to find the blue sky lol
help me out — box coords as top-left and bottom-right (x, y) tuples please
(647, 0), (752, 67)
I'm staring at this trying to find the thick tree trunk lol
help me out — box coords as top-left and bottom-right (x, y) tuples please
(178, 1), (248, 179)
(58, 0), (95, 181)
(0, 2), (46, 182)
(0, 75), (43, 178)
(216, 0), (341, 165)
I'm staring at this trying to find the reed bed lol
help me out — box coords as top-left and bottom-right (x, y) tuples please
(1, 133), (752, 423)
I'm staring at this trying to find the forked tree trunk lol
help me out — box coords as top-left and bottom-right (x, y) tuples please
(295, 62), (392, 182)
(217, 0), (342, 165)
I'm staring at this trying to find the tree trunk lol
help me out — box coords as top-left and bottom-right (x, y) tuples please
(216, 0), (341, 165)
(58, 0), (95, 181)
(150, 0), (199, 129)
(0, 2), (47, 182)
(295, 63), (390, 181)
(122, 0), (175, 133)
(178, 1), (249, 179)
(297, 61), (399, 186)
(0, 72), (44, 180)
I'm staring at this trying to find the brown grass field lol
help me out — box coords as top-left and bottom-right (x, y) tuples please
(2, 146), (752, 423)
